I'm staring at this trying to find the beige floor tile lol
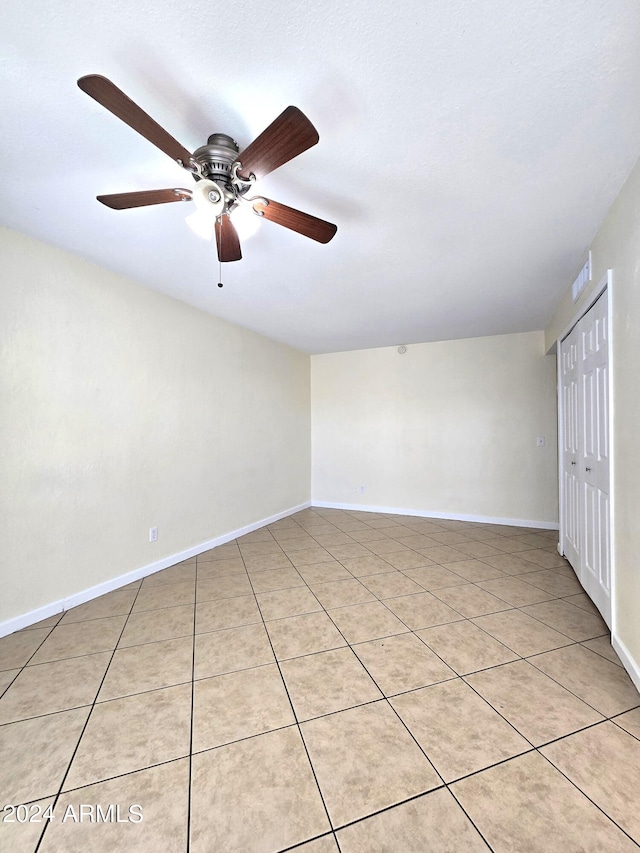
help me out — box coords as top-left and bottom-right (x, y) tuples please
(196, 557), (245, 577)
(476, 576), (556, 607)
(301, 701), (441, 827)
(289, 547), (336, 567)
(359, 571), (426, 599)
(280, 535), (322, 551)
(392, 534), (441, 550)
(266, 611), (346, 660)
(542, 722), (640, 843)
(98, 636), (193, 701)
(352, 633), (456, 696)
(581, 634), (623, 666)
(0, 653), (110, 724)
(249, 566), (305, 593)
(337, 787), (488, 852)
(348, 529), (396, 544)
(60, 590), (137, 624)
(452, 751), (637, 852)
(0, 628), (52, 670)
(482, 538), (534, 553)
(131, 581), (195, 612)
(192, 664), (294, 751)
(296, 562), (354, 583)
(310, 578), (376, 608)
(417, 545), (469, 563)
(417, 619), (519, 675)
(383, 591), (464, 630)
(518, 549), (570, 569)
(614, 708), (640, 739)
(478, 552), (549, 575)
(256, 586), (320, 621)
(190, 727), (330, 853)
(280, 647), (382, 721)
(64, 683), (191, 791)
(366, 538), (413, 555)
(528, 644), (640, 717)
(243, 552), (293, 571)
(517, 569), (582, 597)
(40, 759), (189, 853)
(197, 543), (241, 562)
(0, 669), (19, 695)
(429, 531), (473, 546)
(28, 616), (126, 665)
(380, 550), (431, 570)
(314, 533), (361, 549)
(391, 679), (530, 782)
(0, 798), (54, 851)
(403, 565), (468, 590)
(432, 584), (511, 618)
(0, 707), (90, 804)
(194, 623), (274, 678)
(291, 835), (339, 852)
(441, 559), (506, 582)
(326, 544), (374, 561)
(458, 527), (503, 542)
(454, 541), (505, 559)
(340, 555), (398, 576)
(142, 564), (197, 587)
(520, 599), (608, 641)
(195, 594), (261, 633)
(327, 601), (408, 644)
(562, 591), (601, 614)
(471, 609), (574, 656)
(196, 574), (253, 602)
(118, 604), (194, 648)
(465, 660), (603, 745)
(238, 541), (282, 556)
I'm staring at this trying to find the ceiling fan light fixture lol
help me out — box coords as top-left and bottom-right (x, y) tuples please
(230, 202), (261, 241)
(185, 208), (215, 241)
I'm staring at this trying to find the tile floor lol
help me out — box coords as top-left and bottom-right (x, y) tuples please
(1, 508), (639, 852)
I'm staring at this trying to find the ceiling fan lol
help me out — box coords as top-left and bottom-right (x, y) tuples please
(77, 75), (337, 264)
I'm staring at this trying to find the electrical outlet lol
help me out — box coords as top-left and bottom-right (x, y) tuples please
(149, 526), (158, 542)
(536, 436), (545, 447)
(359, 485), (365, 494)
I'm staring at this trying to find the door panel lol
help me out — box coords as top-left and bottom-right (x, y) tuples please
(560, 290), (610, 626)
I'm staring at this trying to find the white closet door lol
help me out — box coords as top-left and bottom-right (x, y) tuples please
(578, 292), (610, 624)
(561, 330), (580, 570)
(560, 290), (610, 627)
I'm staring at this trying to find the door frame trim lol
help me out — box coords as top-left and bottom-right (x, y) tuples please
(556, 269), (613, 627)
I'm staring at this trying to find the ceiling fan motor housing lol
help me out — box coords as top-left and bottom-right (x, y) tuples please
(191, 133), (239, 180)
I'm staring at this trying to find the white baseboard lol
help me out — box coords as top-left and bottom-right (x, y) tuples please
(611, 632), (640, 695)
(312, 501), (559, 531)
(0, 501), (311, 639)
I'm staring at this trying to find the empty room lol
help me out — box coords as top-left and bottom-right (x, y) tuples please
(1, 1), (639, 851)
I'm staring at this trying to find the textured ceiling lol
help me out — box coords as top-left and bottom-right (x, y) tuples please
(2, 0), (640, 353)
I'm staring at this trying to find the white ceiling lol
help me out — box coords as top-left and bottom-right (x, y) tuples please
(2, 0), (640, 354)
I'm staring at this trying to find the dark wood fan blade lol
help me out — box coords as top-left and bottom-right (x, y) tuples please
(78, 75), (193, 167)
(215, 215), (242, 262)
(97, 189), (193, 209)
(253, 198), (337, 243)
(236, 107), (319, 180)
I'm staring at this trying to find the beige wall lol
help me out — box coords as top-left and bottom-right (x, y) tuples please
(0, 227), (310, 626)
(311, 332), (558, 525)
(545, 156), (640, 684)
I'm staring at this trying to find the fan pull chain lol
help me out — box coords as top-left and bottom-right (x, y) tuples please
(216, 216), (223, 288)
